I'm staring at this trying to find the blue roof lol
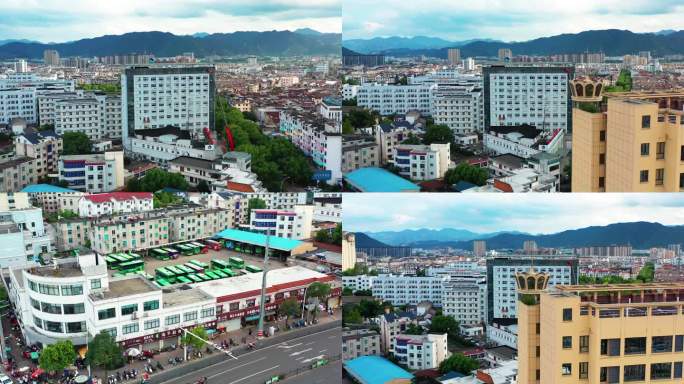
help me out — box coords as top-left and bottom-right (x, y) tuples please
(214, 228), (303, 252)
(344, 356), (413, 384)
(345, 167), (420, 192)
(21, 184), (78, 193)
(453, 181), (477, 192)
(439, 371), (466, 380)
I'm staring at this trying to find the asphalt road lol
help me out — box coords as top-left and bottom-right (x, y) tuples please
(282, 359), (342, 384)
(152, 322), (341, 384)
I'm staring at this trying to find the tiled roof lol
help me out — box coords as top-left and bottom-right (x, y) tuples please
(84, 192), (153, 203)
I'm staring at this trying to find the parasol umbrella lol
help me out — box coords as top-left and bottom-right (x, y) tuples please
(126, 348), (141, 357)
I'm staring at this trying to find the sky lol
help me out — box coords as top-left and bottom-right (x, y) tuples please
(343, 194), (684, 235)
(0, 0), (341, 42)
(343, 0), (684, 41)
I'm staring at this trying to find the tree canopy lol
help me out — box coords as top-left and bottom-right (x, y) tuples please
(153, 191), (183, 208)
(86, 331), (125, 374)
(180, 326), (208, 350)
(62, 132), (92, 155)
(39, 340), (76, 373)
(278, 297), (300, 322)
(439, 353), (479, 375)
(444, 162), (488, 187)
(125, 168), (189, 192)
(429, 314), (460, 338)
(423, 124), (454, 145)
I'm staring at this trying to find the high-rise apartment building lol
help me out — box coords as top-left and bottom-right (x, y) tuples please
(43, 50), (60, 66)
(448, 48), (461, 66)
(571, 80), (684, 192)
(483, 66), (573, 132)
(121, 65), (215, 149)
(498, 48), (513, 61)
(473, 240), (487, 256)
(517, 269), (684, 384)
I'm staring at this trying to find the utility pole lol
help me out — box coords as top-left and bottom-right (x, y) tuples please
(257, 234), (270, 339)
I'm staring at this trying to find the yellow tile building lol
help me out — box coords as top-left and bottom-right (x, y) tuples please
(570, 80), (684, 192)
(518, 269), (684, 384)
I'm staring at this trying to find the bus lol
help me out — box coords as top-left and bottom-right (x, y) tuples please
(245, 265), (262, 273)
(163, 248), (180, 259)
(137, 271), (154, 280)
(205, 271), (220, 280)
(221, 268), (236, 277)
(187, 274), (203, 283)
(188, 260), (209, 269)
(176, 276), (192, 284)
(105, 255), (119, 268)
(177, 265), (194, 275)
(211, 259), (230, 270)
(155, 278), (171, 287)
(185, 263), (204, 273)
(229, 257), (244, 269)
(155, 267), (176, 283)
(166, 265), (186, 277)
(204, 239), (221, 251)
(151, 249), (170, 261)
(196, 273), (211, 281)
(119, 260), (145, 274)
(127, 252), (142, 260)
(212, 269), (228, 279)
(190, 242), (208, 254)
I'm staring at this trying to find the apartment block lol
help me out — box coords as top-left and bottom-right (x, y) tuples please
(342, 328), (381, 360)
(14, 130), (62, 179)
(342, 134), (380, 173)
(393, 143), (451, 181)
(58, 152), (125, 193)
(393, 333), (449, 370)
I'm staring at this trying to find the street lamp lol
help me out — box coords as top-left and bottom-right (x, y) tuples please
(300, 286), (308, 321)
(257, 233), (270, 339)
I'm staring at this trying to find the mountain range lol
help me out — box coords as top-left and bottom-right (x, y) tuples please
(359, 222), (684, 251)
(354, 233), (393, 248)
(0, 30), (341, 59)
(342, 36), (499, 54)
(364, 228), (526, 246)
(344, 29), (684, 58)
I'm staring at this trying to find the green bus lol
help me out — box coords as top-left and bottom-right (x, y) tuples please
(212, 269), (228, 278)
(127, 252), (142, 260)
(189, 260), (209, 269)
(245, 265), (262, 273)
(187, 274), (203, 283)
(183, 243), (201, 255)
(177, 276), (192, 284)
(205, 271), (219, 280)
(196, 273), (211, 281)
(119, 260), (145, 274)
(221, 268), (237, 277)
(137, 271), (154, 280)
(229, 257), (244, 269)
(155, 267), (176, 283)
(166, 265), (185, 276)
(151, 248), (170, 260)
(155, 278), (171, 287)
(105, 255), (119, 268)
(185, 263), (204, 273)
(177, 265), (194, 275)
(211, 259), (230, 270)
(163, 248), (180, 258)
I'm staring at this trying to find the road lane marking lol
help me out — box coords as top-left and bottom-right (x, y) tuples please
(276, 342), (302, 349)
(301, 354), (326, 363)
(290, 348), (312, 356)
(228, 365), (280, 384)
(169, 357), (267, 382)
(209, 357), (268, 379)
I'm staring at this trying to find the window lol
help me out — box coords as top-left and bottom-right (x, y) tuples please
(41, 302), (62, 314)
(45, 321), (63, 333)
(675, 362), (683, 379)
(143, 300), (159, 311)
(624, 364), (645, 382)
(624, 337), (646, 355)
(67, 321), (86, 333)
(122, 323), (139, 335)
(61, 284), (83, 296)
(561, 363), (572, 376)
(652, 335), (673, 353)
(599, 130), (606, 141)
(98, 308), (116, 320)
(651, 362), (672, 380)
(599, 153), (605, 165)
(642, 115), (651, 128)
(601, 367), (620, 384)
(562, 308), (572, 321)
(579, 362), (588, 379)
(641, 143), (650, 156)
(144, 319), (160, 330)
(63, 303), (85, 315)
(33, 316), (42, 329)
(656, 168), (664, 186)
(675, 335), (683, 352)
(121, 304), (138, 316)
(183, 311), (197, 322)
(598, 177), (605, 189)
(562, 336), (572, 349)
(30, 298), (40, 310)
(91, 279), (101, 289)
(657, 142), (666, 159)
(601, 338), (620, 356)
(166, 314), (180, 326)
(201, 308), (215, 318)
(681, 145), (684, 161)
(680, 173), (684, 189)
(580, 335), (589, 353)
(38, 283), (60, 295)
(103, 327), (117, 338)
(640, 170), (649, 183)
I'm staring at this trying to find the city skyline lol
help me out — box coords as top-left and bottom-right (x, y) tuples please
(343, 194), (684, 234)
(342, 0), (684, 41)
(0, 0), (342, 42)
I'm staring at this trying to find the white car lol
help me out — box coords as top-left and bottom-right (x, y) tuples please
(0, 374), (12, 384)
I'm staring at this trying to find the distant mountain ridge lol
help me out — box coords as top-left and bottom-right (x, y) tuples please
(354, 232), (392, 248)
(342, 36), (499, 54)
(0, 30), (341, 59)
(365, 228), (527, 246)
(388, 222), (684, 250)
(360, 29), (684, 58)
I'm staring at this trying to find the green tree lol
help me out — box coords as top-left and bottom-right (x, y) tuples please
(58, 209), (79, 219)
(636, 262), (655, 283)
(62, 132), (92, 155)
(444, 162), (489, 186)
(153, 191), (182, 208)
(439, 353), (479, 374)
(342, 98), (357, 107)
(127, 168), (189, 192)
(342, 287), (353, 296)
(39, 340), (77, 373)
(343, 307), (363, 325)
(423, 124), (454, 145)
(402, 133), (422, 145)
(342, 119), (355, 134)
(278, 297), (300, 326)
(306, 282), (332, 321)
(86, 331), (125, 378)
(247, 198), (267, 219)
(430, 315), (460, 337)
(181, 326), (208, 350)
(242, 111), (258, 122)
(196, 180), (211, 193)
(344, 109), (376, 129)
(331, 223), (342, 245)
(357, 299), (382, 319)
(315, 229), (332, 243)
(405, 323), (424, 335)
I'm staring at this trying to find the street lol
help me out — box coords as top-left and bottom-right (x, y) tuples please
(282, 360), (341, 384)
(150, 322), (340, 384)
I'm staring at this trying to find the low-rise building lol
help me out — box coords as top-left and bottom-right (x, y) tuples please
(14, 130), (62, 179)
(393, 143), (451, 181)
(21, 184), (84, 214)
(249, 205), (313, 240)
(58, 152), (125, 193)
(393, 333), (449, 370)
(128, 127), (220, 167)
(378, 311), (418, 354)
(343, 328), (381, 360)
(0, 157), (39, 192)
(342, 135), (380, 173)
(78, 192), (154, 217)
